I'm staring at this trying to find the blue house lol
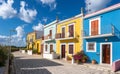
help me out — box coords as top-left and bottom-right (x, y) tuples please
(83, 3), (120, 65)
(43, 19), (58, 59)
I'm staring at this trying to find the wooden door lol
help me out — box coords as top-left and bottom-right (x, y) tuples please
(61, 45), (65, 58)
(62, 27), (65, 38)
(41, 44), (43, 54)
(91, 20), (99, 36)
(69, 25), (74, 37)
(50, 44), (53, 53)
(49, 30), (52, 38)
(102, 44), (110, 64)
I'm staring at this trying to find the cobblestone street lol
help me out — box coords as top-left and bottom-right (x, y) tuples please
(12, 52), (120, 74)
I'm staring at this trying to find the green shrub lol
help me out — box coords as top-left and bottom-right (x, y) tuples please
(32, 49), (38, 54)
(0, 46), (8, 66)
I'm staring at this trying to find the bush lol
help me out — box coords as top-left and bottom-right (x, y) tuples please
(32, 49), (38, 54)
(0, 46), (8, 66)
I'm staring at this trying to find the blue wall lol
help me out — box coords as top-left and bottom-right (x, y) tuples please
(83, 8), (120, 64)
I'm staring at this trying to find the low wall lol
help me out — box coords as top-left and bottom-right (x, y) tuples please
(43, 53), (57, 59)
(112, 59), (120, 72)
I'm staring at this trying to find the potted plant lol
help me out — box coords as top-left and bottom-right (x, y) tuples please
(92, 59), (96, 64)
(81, 55), (88, 63)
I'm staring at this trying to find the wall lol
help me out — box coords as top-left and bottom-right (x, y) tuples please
(83, 8), (120, 63)
(56, 16), (83, 58)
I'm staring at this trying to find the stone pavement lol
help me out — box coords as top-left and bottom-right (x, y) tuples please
(12, 51), (120, 74)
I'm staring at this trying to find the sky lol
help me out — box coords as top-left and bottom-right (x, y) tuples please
(0, 0), (119, 47)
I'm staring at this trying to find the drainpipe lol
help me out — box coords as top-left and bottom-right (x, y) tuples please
(81, 7), (84, 51)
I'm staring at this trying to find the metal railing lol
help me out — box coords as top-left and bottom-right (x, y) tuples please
(83, 25), (116, 37)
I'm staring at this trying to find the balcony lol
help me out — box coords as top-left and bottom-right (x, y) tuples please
(83, 25), (119, 39)
(44, 34), (55, 41)
(55, 32), (75, 40)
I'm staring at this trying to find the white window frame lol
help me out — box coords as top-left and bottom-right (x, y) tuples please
(68, 23), (75, 37)
(44, 43), (49, 53)
(100, 42), (112, 65)
(86, 42), (96, 52)
(89, 17), (101, 36)
(68, 43), (75, 55)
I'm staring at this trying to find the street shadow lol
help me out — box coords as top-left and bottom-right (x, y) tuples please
(21, 68), (52, 74)
(14, 57), (63, 68)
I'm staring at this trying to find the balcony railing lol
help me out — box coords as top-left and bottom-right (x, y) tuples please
(44, 34), (55, 41)
(83, 25), (119, 39)
(55, 33), (65, 39)
(55, 32), (74, 39)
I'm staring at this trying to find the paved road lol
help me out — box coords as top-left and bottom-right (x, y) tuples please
(13, 52), (119, 74)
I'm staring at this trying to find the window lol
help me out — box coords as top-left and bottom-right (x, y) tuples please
(87, 42), (96, 52)
(68, 24), (74, 37)
(68, 44), (74, 54)
(90, 17), (100, 36)
(45, 44), (48, 51)
(49, 30), (52, 38)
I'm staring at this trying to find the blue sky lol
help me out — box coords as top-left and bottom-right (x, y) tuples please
(0, 0), (119, 47)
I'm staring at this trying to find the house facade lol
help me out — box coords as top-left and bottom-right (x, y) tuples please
(43, 20), (58, 59)
(56, 14), (83, 60)
(26, 31), (43, 54)
(83, 3), (120, 65)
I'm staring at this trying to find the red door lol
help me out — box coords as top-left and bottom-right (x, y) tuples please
(91, 20), (99, 36)
(61, 45), (65, 58)
(102, 44), (111, 64)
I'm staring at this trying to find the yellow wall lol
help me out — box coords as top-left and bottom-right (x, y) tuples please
(27, 32), (36, 49)
(26, 32), (43, 53)
(35, 39), (42, 53)
(56, 16), (83, 59)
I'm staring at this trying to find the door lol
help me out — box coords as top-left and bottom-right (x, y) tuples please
(62, 27), (65, 38)
(49, 30), (52, 38)
(41, 44), (44, 54)
(102, 44), (111, 64)
(50, 44), (53, 53)
(91, 20), (99, 36)
(61, 45), (65, 58)
(69, 25), (74, 37)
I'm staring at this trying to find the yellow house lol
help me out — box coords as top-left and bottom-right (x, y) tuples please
(56, 13), (83, 60)
(26, 31), (43, 54)
(35, 38), (43, 54)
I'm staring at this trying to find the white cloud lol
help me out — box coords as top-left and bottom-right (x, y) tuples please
(0, 0), (17, 19)
(42, 17), (48, 23)
(40, 0), (57, 10)
(85, 0), (111, 13)
(19, 1), (37, 23)
(0, 25), (26, 47)
(32, 23), (43, 31)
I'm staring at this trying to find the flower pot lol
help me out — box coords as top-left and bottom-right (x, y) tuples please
(92, 60), (96, 64)
(82, 59), (86, 63)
